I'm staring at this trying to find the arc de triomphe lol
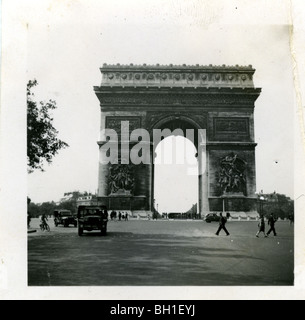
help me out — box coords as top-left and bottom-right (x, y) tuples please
(93, 63), (261, 215)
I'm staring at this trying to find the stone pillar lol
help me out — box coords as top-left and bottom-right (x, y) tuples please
(132, 141), (153, 211)
(97, 113), (109, 197)
(97, 142), (110, 197)
(198, 142), (209, 217)
(148, 143), (154, 212)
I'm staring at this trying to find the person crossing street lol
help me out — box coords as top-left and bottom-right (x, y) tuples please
(266, 213), (277, 237)
(215, 212), (230, 236)
(256, 215), (266, 237)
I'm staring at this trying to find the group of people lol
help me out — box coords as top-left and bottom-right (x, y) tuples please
(255, 213), (277, 238)
(110, 210), (129, 221)
(215, 212), (279, 237)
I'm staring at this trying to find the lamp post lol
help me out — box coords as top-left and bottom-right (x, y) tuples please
(258, 194), (267, 217)
(221, 195), (227, 214)
(259, 196), (264, 216)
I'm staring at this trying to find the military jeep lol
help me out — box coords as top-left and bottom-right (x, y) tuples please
(54, 210), (77, 227)
(77, 205), (108, 236)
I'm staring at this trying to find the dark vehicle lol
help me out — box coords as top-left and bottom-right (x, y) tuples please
(54, 210), (77, 227)
(204, 213), (221, 223)
(168, 212), (182, 219)
(77, 205), (108, 236)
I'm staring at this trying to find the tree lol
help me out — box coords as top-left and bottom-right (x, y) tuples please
(39, 201), (57, 217)
(259, 192), (294, 219)
(27, 79), (69, 173)
(28, 202), (42, 218)
(184, 203), (198, 218)
(28, 201), (57, 218)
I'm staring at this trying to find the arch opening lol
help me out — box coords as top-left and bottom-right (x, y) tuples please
(150, 116), (203, 150)
(153, 135), (199, 217)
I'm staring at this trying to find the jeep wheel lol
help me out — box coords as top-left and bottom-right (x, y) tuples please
(101, 227), (107, 236)
(78, 226), (83, 236)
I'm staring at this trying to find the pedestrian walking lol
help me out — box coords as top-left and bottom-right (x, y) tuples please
(256, 216), (266, 237)
(125, 212), (128, 221)
(266, 213), (277, 237)
(27, 212), (31, 228)
(118, 211), (122, 221)
(215, 212), (230, 236)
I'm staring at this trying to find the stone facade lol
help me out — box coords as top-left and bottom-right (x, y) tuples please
(94, 64), (261, 214)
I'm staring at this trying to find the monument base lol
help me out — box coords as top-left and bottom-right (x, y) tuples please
(97, 195), (147, 211)
(209, 196), (257, 212)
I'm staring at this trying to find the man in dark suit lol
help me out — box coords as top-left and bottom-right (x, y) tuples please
(215, 212), (230, 236)
(266, 213), (277, 237)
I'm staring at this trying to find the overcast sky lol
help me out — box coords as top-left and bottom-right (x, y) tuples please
(18, 0), (297, 214)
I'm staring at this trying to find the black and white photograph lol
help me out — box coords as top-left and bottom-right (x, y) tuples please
(1, 0), (305, 300)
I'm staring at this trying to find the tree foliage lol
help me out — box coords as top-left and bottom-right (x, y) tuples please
(28, 201), (57, 218)
(27, 191), (94, 217)
(258, 192), (294, 219)
(27, 79), (69, 173)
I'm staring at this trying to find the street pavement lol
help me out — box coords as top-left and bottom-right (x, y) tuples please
(28, 218), (294, 286)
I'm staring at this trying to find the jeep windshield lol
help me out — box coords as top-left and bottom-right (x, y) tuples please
(83, 209), (103, 216)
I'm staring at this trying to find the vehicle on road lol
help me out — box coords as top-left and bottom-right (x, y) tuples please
(77, 205), (108, 236)
(204, 213), (221, 223)
(54, 209), (77, 227)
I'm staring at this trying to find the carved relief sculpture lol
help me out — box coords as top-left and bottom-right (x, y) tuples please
(106, 117), (141, 136)
(108, 164), (135, 195)
(217, 152), (247, 195)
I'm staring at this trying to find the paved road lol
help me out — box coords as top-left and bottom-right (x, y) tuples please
(28, 218), (294, 286)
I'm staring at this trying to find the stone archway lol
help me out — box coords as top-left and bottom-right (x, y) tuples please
(94, 63), (261, 215)
(150, 115), (207, 216)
